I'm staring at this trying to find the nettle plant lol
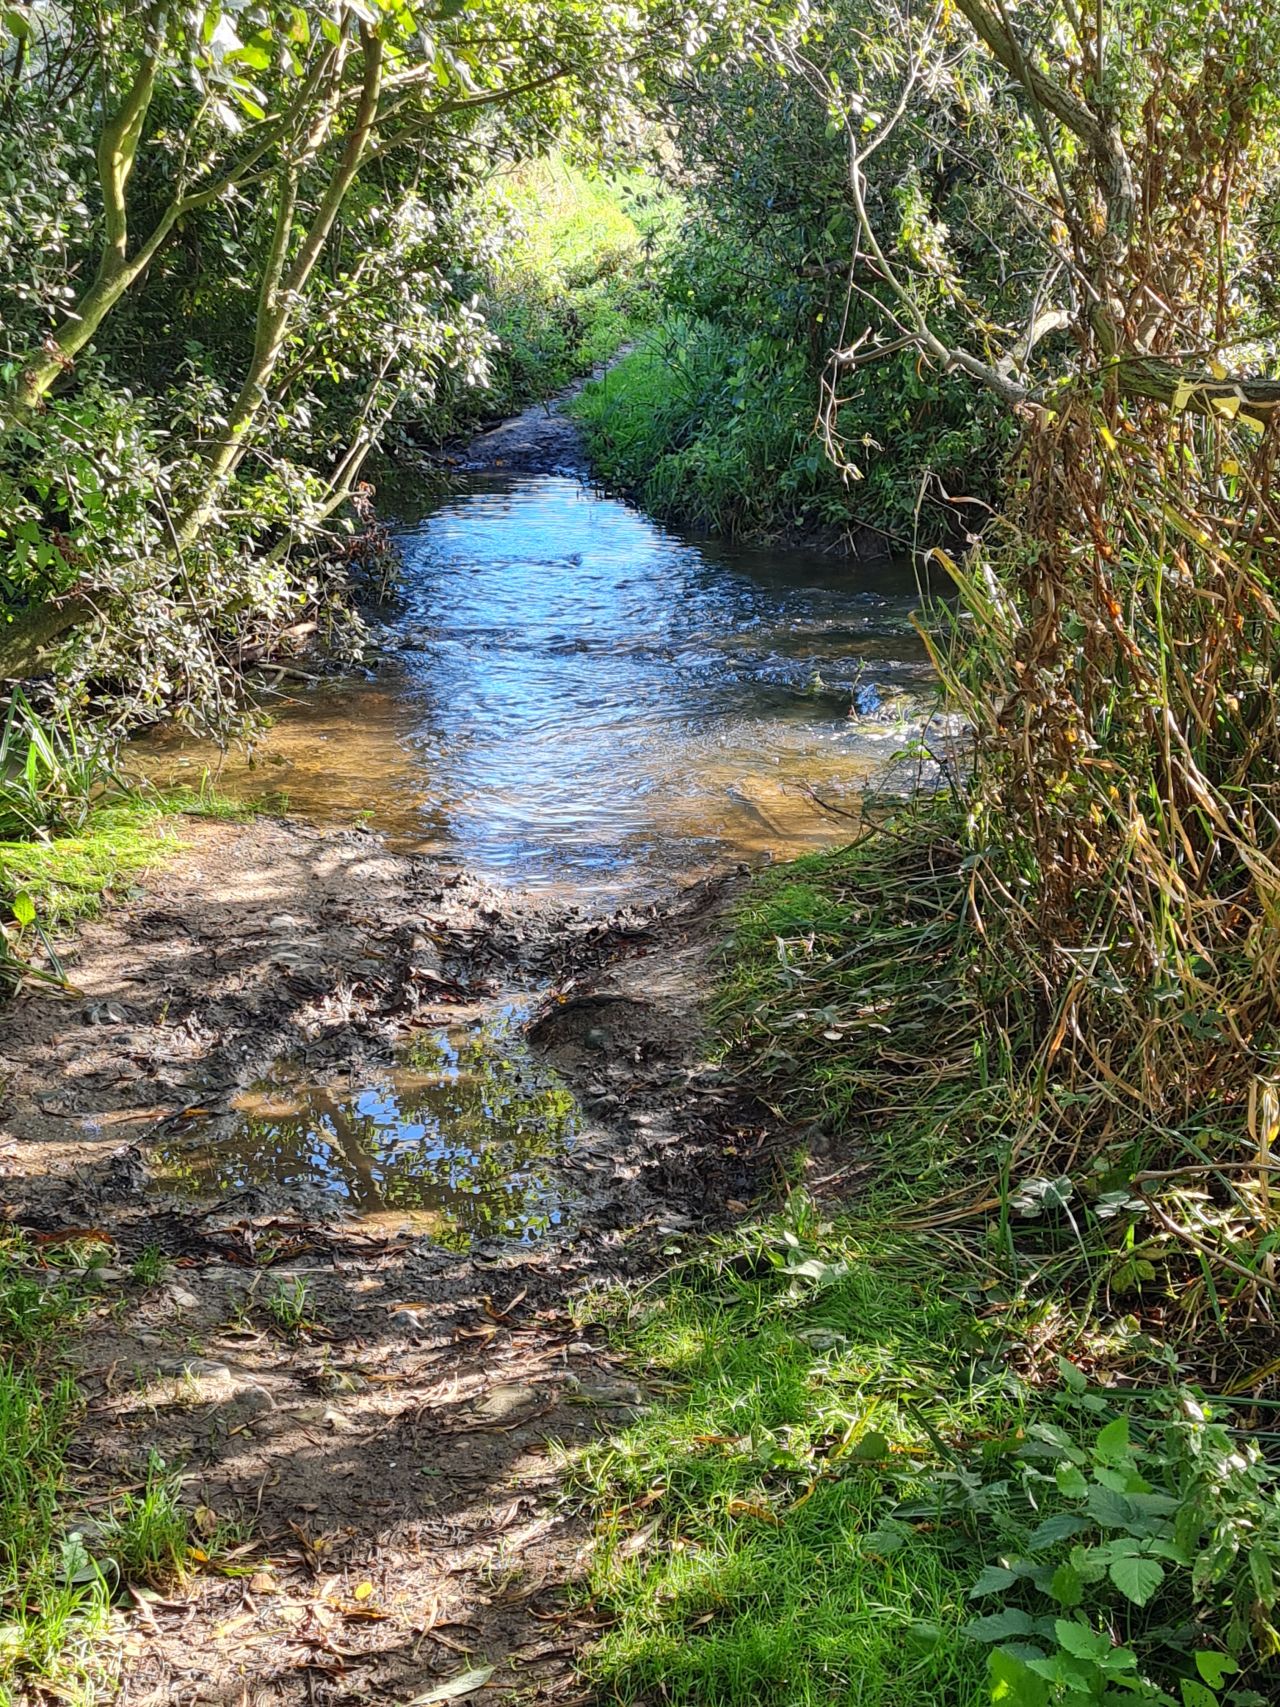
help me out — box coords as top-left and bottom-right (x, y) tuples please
(961, 1369), (1280, 1706)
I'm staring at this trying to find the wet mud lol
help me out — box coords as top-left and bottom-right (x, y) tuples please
(0, 382), (916, 1704)
(0, 813), (769, 1706)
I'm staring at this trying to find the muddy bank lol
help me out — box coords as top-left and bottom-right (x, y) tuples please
(0, 813), (771, 1705)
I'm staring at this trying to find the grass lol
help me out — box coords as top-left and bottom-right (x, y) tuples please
(98, 1455), (191, 1591)
(262, 1276), (313, 1335)
(130, 1244), (169, 1289)
(0, 1237), (205, 1698)
(574, 1198), (1013, 1707)
(1, 781), (256, 983)
(0, 799), (177, 932)
(0, 1236), (109, 1701)
(411, 153), (681, 444)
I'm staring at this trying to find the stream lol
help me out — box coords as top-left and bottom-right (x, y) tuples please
(151, 470), (937, 896)
(142, 452), (938, 1234)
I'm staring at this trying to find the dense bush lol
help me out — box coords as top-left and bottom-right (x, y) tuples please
(0, 0), (729, 742)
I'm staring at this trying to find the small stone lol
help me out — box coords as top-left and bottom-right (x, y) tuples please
(295, 1403), (356, 1431)
(164, 1283), (201, 1311)
(391, 1307), (428, 1336)
(474, 1381), (542, 1423)
(316, 1368), (369, 1393)
(578, 1379), (645, 1409)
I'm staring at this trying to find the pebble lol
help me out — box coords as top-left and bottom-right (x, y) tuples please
(164, 1283), (201, 1311)
(391, 1307), (429, 1336)
(474, 1380), (543, 1423)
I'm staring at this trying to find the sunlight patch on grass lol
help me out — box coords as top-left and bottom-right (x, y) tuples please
(0, 786), (254, 933)
(573, 1200), (1015, 1707)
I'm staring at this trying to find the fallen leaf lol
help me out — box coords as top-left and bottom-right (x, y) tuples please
(406, 1665), (496, 1704)
(726, 1500), (779, 1524)
(32, 1227), (114, 1247)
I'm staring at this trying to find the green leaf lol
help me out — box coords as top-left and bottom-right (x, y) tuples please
(1085, 1484), (1136, 1530)
(1194, 1652), (1238, 1688)
(989, 1647), (1049, 1707)
(1056, 1463), (1088, 1498)
(970, 1565), (1020, 1597)
(228, 34), (273, 70)
(12, 890), (35, 928)
(1049, 1562), (1084, 1607)
(966, 1609), (1036, 1642)
(847, 1430), (890, 1461)
(1108, 1553), (1164, 1606)
(1094, 1416), (1131, 1464)
(1058, 1358), (1087, 1393)
(1249, 1545), (1275, 1602)
(1053, 1619), (1111, 1661)
(1029, 1513), (1089, 1550)
(1181, 1683), (1218, 1707)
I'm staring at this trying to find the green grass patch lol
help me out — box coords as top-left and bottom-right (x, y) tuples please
(575, 1200), (1012, 1707)
(0, 1237), (109, 1702)
(1, 783), (255, 944)
(0, 799), (177, 932)
(571, 807), (1280, 1704)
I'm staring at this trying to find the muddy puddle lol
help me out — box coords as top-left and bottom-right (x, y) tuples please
(144, 473), (939, 895)
(153, 1007), (578, 1243)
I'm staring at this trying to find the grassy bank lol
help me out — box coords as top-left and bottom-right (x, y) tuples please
(569, 318), (850, 542)
(570, 316), (999, 548)
(574, 811), (1280, 1707)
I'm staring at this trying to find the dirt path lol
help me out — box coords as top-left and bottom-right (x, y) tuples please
(0, 813), (768, 1705)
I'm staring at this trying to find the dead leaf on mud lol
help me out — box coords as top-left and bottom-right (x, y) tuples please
(453, 1321), (499, 1346)
(406, 1664), (496, 1704)
(482, 1286), (527, 1324)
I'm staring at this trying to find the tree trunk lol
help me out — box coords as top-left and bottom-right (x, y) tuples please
(174, 27), (385, 550)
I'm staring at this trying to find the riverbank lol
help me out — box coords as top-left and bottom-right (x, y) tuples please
(0, 809), (775, 1701)
(9, 802), (1280, 1706)
(0, 377), (935, 1700)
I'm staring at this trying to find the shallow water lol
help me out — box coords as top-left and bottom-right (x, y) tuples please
(154, 1010), (576, 1243)
(150, 472), (934, 894)
(150, 467), (936, 1230)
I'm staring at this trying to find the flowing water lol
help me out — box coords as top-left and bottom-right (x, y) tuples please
(149, 463), (937, 1231)
(150, 472), (936, 895)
